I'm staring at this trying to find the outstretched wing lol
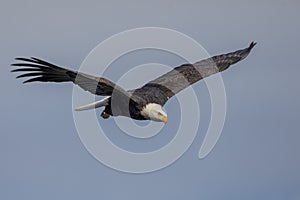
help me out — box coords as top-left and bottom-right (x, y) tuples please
(11, 57), (132, 98)
(135, 42), (256, 105)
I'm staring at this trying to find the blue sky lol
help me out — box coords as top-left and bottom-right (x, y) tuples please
(1, 0), (299, 199)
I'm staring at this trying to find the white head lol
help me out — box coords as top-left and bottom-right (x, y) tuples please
(141, 103), (168, 123)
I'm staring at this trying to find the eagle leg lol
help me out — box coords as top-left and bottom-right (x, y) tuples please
(101, 111), (110, 119)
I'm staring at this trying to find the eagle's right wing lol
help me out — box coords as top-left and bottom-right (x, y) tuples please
(11, 57), (132, 98)
(137, 42), (256, 105)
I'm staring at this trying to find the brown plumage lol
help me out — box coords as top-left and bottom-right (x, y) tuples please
(11, 42), (256, 122)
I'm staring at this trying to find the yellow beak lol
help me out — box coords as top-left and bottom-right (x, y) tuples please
(162, 116), (168, 124)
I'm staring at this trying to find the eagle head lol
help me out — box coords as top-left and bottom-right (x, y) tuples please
(141, 103), (168, 124)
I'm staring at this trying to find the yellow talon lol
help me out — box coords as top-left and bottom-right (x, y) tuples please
(101, 112), (110, 119)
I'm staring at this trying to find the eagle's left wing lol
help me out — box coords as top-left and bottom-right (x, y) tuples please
(11, 57), (133, 98)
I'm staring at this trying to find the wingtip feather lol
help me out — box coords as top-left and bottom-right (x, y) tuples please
(249, 41), (257, 50)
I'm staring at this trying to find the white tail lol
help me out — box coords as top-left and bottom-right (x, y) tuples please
(74, 97), (110, 111)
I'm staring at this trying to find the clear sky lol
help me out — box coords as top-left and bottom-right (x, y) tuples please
(1, 0), (299, 199)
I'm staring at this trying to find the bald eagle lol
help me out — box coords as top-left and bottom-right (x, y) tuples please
(11, 42), (256, 123)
